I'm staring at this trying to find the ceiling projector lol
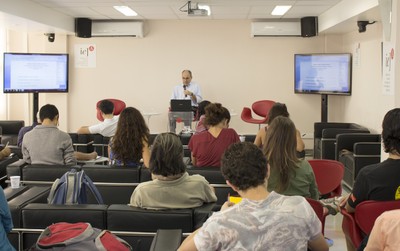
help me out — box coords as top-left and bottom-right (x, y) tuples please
(188, 8), (208, 16)
(186, 1), (209, 16)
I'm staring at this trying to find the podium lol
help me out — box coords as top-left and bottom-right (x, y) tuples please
(168, 112), (193, 133)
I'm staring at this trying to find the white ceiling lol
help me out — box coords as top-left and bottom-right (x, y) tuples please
(29, 0), (343, 20)
(0, 0), (382, 35)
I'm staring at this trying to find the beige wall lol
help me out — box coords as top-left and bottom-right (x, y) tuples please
(67, 20), (328, 137)
(4, 17), (395, 151)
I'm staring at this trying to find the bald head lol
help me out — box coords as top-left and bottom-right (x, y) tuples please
(182, 70), (192, 86)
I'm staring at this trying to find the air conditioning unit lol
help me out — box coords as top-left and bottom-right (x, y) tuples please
(91, 21), (144, 38)
(251, 22), (301, 37)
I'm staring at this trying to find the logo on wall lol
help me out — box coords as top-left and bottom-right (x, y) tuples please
(75, 44), (96, 68)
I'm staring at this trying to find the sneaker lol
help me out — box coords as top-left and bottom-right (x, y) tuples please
(320, 196), (342, 215)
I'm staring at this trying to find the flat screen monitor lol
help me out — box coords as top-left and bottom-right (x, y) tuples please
(294, 53), (352, 95)
(3, 53), (69, 93)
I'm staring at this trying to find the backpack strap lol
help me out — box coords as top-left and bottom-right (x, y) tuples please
(94, 230), (132, 251)
(65, 169), (86, 205)
(47, 178), (61, 204)
(81, 171), (104, 204)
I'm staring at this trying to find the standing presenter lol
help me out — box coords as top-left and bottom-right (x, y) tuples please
(170, 70), (202, 132)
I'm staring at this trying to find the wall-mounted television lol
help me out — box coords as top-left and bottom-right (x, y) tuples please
(3, 53), (69, 93)
(294, 53), (352, 95)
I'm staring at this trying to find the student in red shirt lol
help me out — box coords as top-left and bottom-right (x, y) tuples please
(189, 103), (239, 167)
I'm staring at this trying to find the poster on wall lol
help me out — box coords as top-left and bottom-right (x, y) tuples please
(75, 44), (96, 68)
(382, 42), (395, 96)
(353, 43), (361, 68)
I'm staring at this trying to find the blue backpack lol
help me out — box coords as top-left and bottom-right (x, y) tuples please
(47, 169), (104, 205)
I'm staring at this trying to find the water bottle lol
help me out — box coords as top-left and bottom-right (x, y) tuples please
(176, 117), (184, 135)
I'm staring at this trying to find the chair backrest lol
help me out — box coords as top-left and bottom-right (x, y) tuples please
(251, 100), (276, 118)
(306, 198), (325, 235)
(96, 99), (126, 121)
(308, 159), (344, 197)
(355, 200), (400, 234)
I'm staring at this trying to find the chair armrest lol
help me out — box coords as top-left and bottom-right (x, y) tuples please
(193, 202), (216, 229)
(353, 142), (381, 156)
(322, 128), (369, 139)
(336, 134), (380, 161)
(314, 122), (351, 138)
(150, 229), (182, 251)
(6, 159), (27, 178)
(341, 208), (363, 249)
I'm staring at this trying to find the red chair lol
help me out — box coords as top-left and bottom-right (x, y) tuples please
(96, 99), (126, 121)
(241, 100), (275, 128)
(306, 198), (326, 235)
(308, 159), (344, 198)
(341, 200), (400, 250)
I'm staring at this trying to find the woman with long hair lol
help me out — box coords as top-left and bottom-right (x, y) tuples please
(264, 116), (318, 199)
(254, 103), (305, 154)
(108, 107), (150, 167)
(189, 103), (239, 167)
(129, 132), (217, 209)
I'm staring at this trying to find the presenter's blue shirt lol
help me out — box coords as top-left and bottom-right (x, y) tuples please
(0, 187), (15, 250)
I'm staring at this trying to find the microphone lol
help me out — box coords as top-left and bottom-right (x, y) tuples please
(183, 85), (187, 97)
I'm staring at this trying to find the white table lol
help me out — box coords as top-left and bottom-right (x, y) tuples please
(78, 156), (109, 165)
(142, 112), (161, 126)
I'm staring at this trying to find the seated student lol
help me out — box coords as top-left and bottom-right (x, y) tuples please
(18, 112), (96, 162)
(129, 132), (217, 209)
(264, 116), (319, 200)
(22, 104), (77, 165)
(17, 112), (41, 148)
(108, 107), (150, 167)
(0, 187), (15, 251)
(254, 102), (305, 154)
(364, 209), (400, 251)
(194, 100), (211, 134)
(77, 99), (119, 137)
(189, 103), (239, 167)
(329, 108), (400, 214)
(178, 142), (328, 251)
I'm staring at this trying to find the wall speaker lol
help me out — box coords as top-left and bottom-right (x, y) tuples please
(301, 17), (318, 37)
(75, 18), (92, 38)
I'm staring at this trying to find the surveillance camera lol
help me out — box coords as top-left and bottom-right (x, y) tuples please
(357, 21), (376, 33)
(45, 33), (55, 42)
(357, 21), (369, 33)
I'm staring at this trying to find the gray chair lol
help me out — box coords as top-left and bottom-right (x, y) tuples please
(336, 133), (381, 189)
(0, 120), (25, 145)
(314, 122), (370, 160)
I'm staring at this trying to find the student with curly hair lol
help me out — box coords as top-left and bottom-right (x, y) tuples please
(189, 103), (239, 167)
(264, 116), (318, 200)
(129, 133), (216, 209)
(178, 142), (328, 251)
(108, 107), (150, 167)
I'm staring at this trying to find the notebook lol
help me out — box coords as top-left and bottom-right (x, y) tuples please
(170, 99), (192, 112)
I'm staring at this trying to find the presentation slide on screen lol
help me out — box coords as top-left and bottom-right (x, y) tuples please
(4, 54), (67, 91)
(11, 61), (60, 89)
(296, 55), (350, 92)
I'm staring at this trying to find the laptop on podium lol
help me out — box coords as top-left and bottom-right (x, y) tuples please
(170, 99), (192, 112)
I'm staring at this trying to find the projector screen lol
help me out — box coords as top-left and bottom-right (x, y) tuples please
(3, 53), (69, 93)
(294, 53), (352, 95)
